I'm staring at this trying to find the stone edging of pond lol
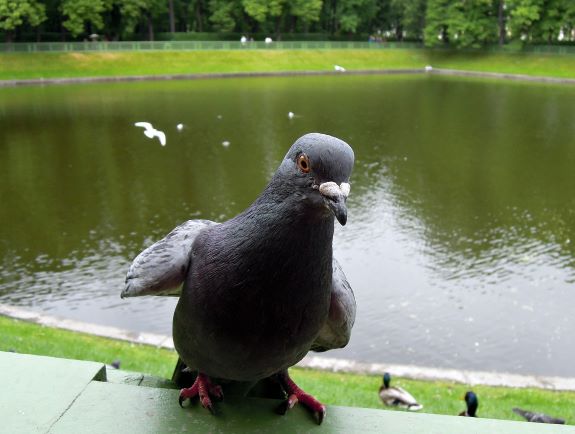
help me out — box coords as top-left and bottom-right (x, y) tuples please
(1, 302), (574, 391)
(1, 68), (574, 87)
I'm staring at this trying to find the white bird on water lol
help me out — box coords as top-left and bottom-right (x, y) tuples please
(134, 122), (166, 146)
(288, 111), (295, 119)
(176, 123), (184, 131)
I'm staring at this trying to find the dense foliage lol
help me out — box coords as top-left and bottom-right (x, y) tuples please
(1, 0), (574, 46)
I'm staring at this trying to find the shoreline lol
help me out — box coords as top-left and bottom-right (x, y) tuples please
(1, 67), (575, 87)
(1, 302), (574, 391)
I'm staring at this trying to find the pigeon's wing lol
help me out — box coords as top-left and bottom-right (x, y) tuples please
(310, 258), (356, 352)
(121, 219), (216, 298)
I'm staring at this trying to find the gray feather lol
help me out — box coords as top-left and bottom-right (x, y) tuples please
(124, 133), (356, 385)
(311, 258), (356, 352)
(122, 220), (216, 298)
(513, 408), (565, 424)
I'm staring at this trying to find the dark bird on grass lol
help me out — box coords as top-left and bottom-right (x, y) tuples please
(379, 372), (423, 411)
(459, 391), (478, 417)
(513, 407), (565, 424)
(121, 133), (356, 425)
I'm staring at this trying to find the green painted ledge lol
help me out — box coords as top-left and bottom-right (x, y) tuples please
(1, 351), (573, 434)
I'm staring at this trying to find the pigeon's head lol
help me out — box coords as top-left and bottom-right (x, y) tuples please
(281, 133), (354, 225)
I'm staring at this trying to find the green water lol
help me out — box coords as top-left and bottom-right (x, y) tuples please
(1, 75), (574, 376)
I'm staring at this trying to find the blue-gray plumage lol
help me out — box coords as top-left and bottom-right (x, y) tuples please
(122, 133), (356, 424)
(513, 408), (565, 424)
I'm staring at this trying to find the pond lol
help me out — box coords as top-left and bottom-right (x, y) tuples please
(1, 75), (574, 377)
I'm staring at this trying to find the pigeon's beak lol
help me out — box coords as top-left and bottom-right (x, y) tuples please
(319, 182), (350, 226)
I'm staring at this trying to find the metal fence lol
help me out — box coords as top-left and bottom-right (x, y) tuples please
(0, 40), (422, 52)
(1, 40), (574, 54)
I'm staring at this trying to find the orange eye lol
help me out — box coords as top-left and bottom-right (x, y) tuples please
(297, 154), (311, 173)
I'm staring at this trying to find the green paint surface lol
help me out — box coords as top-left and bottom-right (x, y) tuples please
(0, 351), (105, 433)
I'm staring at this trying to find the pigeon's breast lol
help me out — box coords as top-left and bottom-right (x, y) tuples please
(173, 220), (333, 381)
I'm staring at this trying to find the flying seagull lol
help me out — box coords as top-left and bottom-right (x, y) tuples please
(122, 133), (356, 425)
(379, 372), (423, 411)
(513, 408), (565, 424)
(134, 122), (166, 146)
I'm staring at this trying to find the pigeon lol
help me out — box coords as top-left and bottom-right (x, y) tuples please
(459, 391), (478, 417)
(134, 121), (166, 146)
(379, 372), (423, 411)
(122, 133), (356, 425)
(513, 408), (565, 424)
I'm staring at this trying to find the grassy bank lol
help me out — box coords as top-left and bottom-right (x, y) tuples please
(1, 315), (573, 424)
(0, 49), (574, 81)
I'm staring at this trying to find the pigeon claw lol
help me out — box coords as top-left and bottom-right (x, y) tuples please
(178, 373), (222, 415)
(314, 406), (327, 425)
(276, 394), (298, 415)
(276, 370), (327, 425)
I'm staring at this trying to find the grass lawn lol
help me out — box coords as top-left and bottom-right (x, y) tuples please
(0, 49), (574, 81)
(1, 315), (573, 424)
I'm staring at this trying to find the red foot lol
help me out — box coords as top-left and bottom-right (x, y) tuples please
(178, 372), (223, 414)
(276, 370), (327, 425)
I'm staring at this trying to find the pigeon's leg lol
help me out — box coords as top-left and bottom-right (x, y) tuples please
(275, 370), (327, 425)
(178, 372), (224, 414)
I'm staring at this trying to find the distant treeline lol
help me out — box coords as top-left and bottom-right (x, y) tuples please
(1, 0), (574, 47)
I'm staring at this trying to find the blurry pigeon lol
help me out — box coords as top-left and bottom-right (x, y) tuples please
(459, 391), (478, 417)
(122, 133), (356, 424)
(513, 408), (565, 424)
(379, 372), (423, 411)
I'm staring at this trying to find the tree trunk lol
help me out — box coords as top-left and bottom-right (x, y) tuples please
(396, 24), (403, 41)
(195, 0), (203, 32)
(147, 14), (154, 41)
(168, 0), (176, 33)
(498, 0), (505, 46)
(275, 14), (282, 39)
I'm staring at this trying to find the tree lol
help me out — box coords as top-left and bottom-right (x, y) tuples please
(0, 0), (46, 42)
(389, 0), (426, 40)
(506, 0), (543, 42)
(446, 0), (498, 48)
(241, 0), (285, 33)
(530, 0), (569, 43)
(61, 0), (107, 37)
(424, 0), (497, 48)
(336, 0), (378, 34)
(209, 0), (238, 32)
(290, 0), (323, 32)
(424, 0), (450, 46)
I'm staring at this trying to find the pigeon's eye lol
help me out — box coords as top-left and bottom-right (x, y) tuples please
(297, 154), (311, 173)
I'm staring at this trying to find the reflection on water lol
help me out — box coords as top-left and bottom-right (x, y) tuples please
(1, 75), (574, 376)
